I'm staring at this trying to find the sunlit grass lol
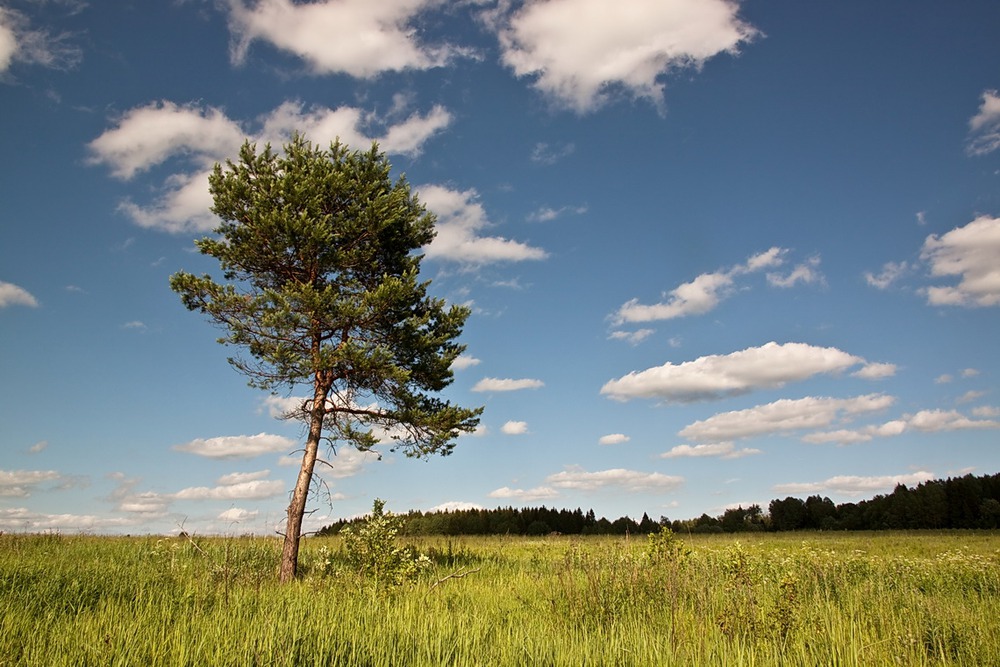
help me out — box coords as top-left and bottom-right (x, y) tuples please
(1, 531), (997, 665)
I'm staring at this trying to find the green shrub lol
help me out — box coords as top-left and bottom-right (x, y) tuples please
(338, 498), (431, 590)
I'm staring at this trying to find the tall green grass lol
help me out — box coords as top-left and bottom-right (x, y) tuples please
(1, 531), (997, 665)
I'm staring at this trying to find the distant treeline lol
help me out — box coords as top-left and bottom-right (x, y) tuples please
(317, 473), (1000, 536)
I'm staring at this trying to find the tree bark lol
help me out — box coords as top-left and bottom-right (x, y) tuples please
(278, 378), (327, 583)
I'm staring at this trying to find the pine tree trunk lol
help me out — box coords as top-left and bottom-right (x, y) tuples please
(278, 382), (327, 583)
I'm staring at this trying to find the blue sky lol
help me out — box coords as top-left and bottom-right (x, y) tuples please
(2, 0), (999, 535)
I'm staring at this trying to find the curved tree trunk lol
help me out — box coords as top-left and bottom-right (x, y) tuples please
(278, 378), (328, 583)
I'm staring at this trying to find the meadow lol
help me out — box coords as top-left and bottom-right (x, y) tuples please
(1, 529), (998, 665)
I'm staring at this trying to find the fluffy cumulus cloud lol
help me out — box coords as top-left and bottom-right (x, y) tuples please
(418, 185), (548, 265)
(967, 89), (1000, 156)
(501, 420), (529, 435)
(0, 281), (38, 308)
(173, 471), (284, 501)
(0, 469), (62, 497)
(87, 102), (245, 180)
(488, 486), (558, 501)
(612, 248), (790, 324)
(226, 0), (467, 78)
(495, 0), (757, 113)
(450, 354), (482, 371)
(773, 471), (935, 497)
(173, 433), (296, 459)
(598, 433), (630, 446)
(678, 394), (896, 443)
(601, 341), (870, 403)
(659, 442), (760, 459)
(89, 100), (453, 233)
(921, 215), (1000, 307)
(471, 377), (544, 392)
(545, 467), (683, 493)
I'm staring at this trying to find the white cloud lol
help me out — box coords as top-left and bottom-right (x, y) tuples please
(419, 185), (548, 265)
(601, 341), (867, 403)
(118, 168), (218, 234)
(87, 102), (245, 180)
(767, 256), (823, 288)
(679, 394), (896, 443)
(921, 215), (1000, 307)
(379, 106), (453, 155)
(962, 368), (980, 378)
(488, 486), (559, 501)
(865, 261), (910, 290)
(226, 0), (466, 78)
(615, 271), (733, 323)
(608, 329), (655, 346)
(501, 420), (529, 435)
(659, 442), (761, 459)
(174, 479), (284, 500)
(472, 377), (544, 392)
(0, 6), (81, 76)
(907, 409), (1000, 432)
(612, 248), (789, 324)
(598, 433), (630, 446)
(741, 247), (786, 272)
(530, 141), (575, 165)
(800, 422), (906, 445)
(451, 354), (481, 371)
(173, 433), (296, 459)
(0, 469), (62, 497)
(89, 100), (453, 233)
(957, 390), (986, 404)
(967, 89), (1000, 156)
(318, 447), (381, 478)
(219, 507), (259, 522)
(0, 508), (135, 533)
(495, 0), (757, 113)
(527, 204), (588, 222)
(0, 281), (38, 308)
(972, 406), (1000, 418)
(545, 467), (683, 493)
(0, 13), (15, 72)
(117, 491), (170, 515)
(429, 501), (485, 511)
(803, 408), (999, 445)
(772, 471), (935, 497)
(852, 362), (898, 380)
(216, 470), (271, 486)
(28, 440), (47, 454)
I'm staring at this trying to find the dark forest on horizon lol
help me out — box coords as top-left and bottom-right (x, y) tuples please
(318, 473), (1000, 536)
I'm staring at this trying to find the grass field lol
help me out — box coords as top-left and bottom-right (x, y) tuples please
(1, 530), (998, 665)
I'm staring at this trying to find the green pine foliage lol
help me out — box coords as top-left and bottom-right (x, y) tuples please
(170, 136), (481, 458)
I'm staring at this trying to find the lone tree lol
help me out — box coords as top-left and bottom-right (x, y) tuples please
(170, 136), (482, 582)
